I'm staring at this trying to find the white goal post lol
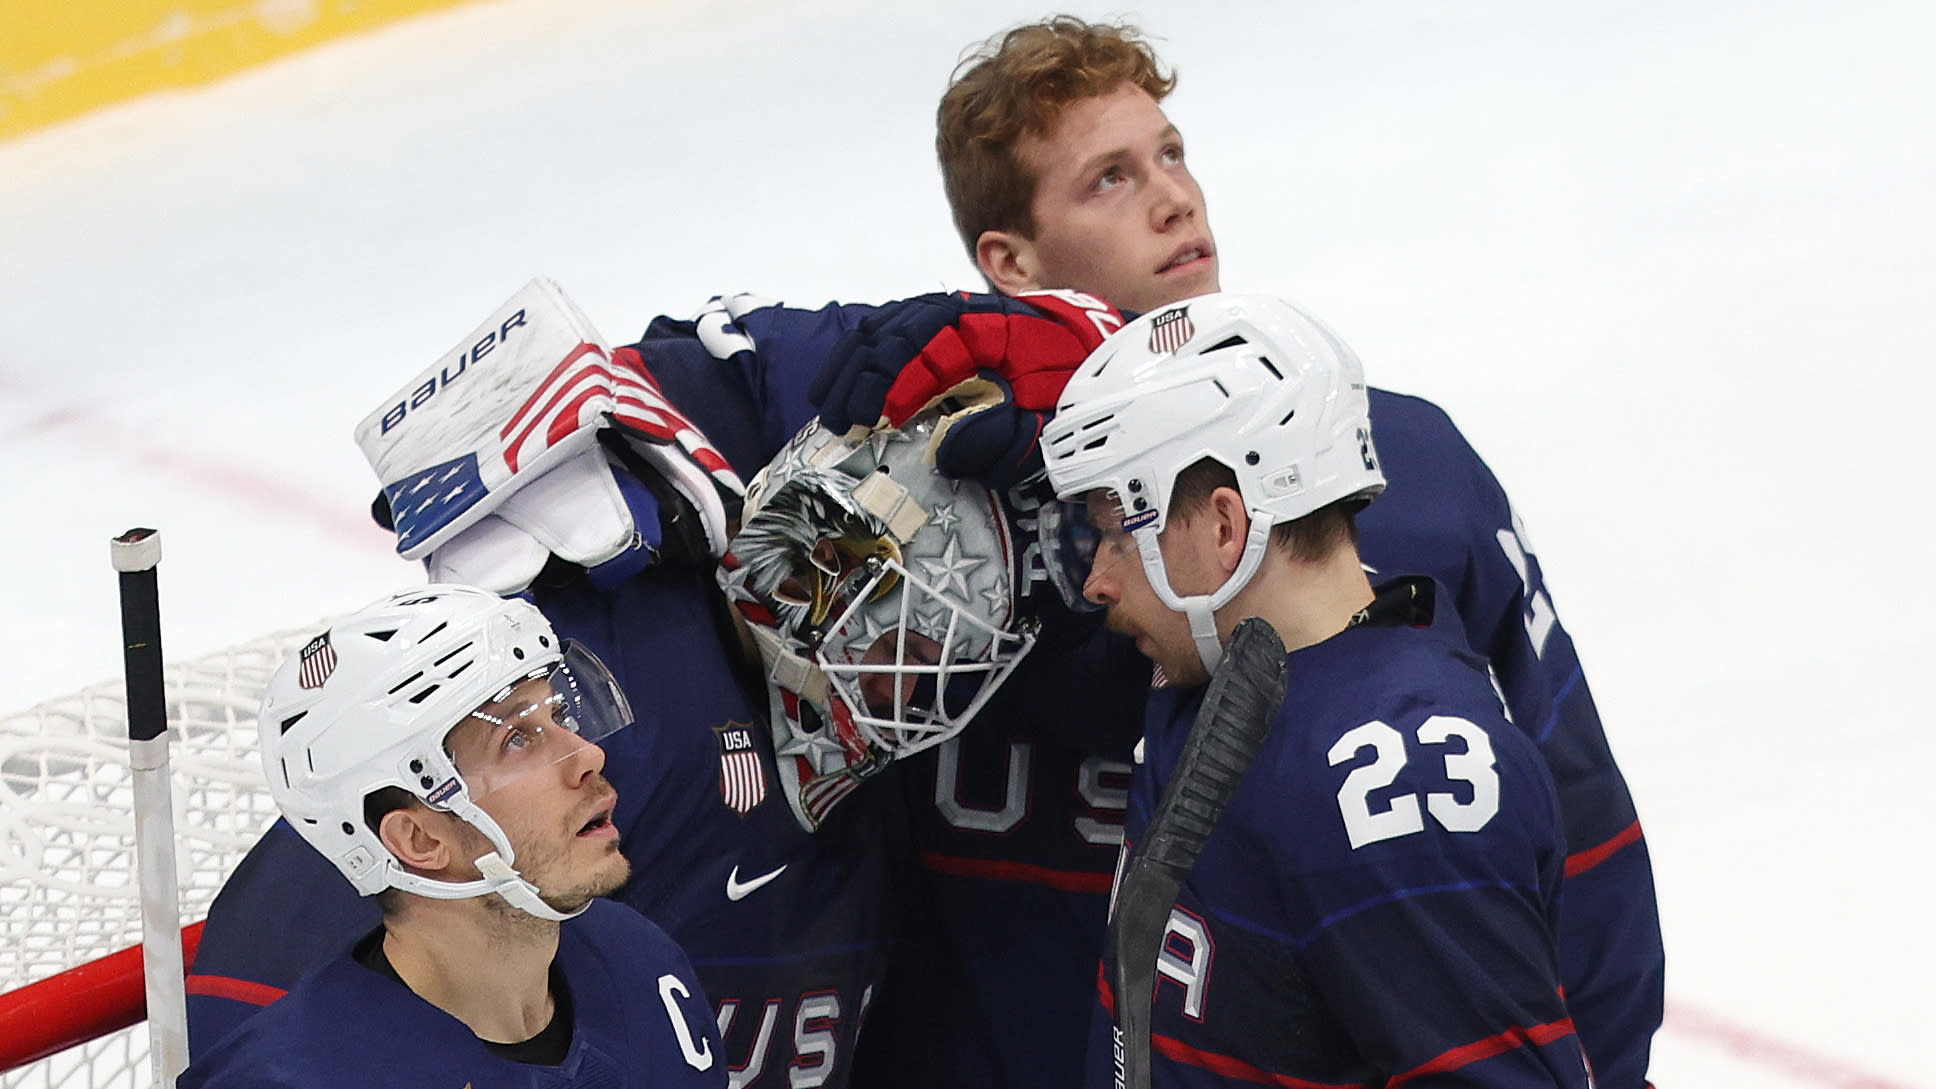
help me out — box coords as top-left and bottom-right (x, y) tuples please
(0, 626), (321, 1089)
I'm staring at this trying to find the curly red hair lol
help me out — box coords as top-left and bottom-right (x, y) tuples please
(938, 16), (1176, 257)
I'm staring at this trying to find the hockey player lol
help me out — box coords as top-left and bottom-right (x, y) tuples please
(1044, 293), (1590, 1088)
(814, 17), (1663, 1089)
(185, 282), (1054, 1089)
(180, 585), (725, 1088)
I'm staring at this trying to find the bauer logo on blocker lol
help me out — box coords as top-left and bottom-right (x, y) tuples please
(378, 308), (530, 435)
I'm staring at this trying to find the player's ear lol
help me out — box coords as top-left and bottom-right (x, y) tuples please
(1209, 486), (1250, 574)
(379, 805), (457, 873)
(976, 230), (1043, 296)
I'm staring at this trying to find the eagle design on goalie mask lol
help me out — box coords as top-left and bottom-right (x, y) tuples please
(719, 415), (1037, 831)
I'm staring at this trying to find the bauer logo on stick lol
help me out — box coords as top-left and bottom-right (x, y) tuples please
(296, 633), (338, 690)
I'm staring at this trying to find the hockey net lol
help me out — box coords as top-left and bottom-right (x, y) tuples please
(0, 627), (321, 1089)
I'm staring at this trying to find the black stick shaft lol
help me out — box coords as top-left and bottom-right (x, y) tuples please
(1111, 617), (1287, 1089)
(109, 526), (188, 1087)
(115, 539), (166, 743)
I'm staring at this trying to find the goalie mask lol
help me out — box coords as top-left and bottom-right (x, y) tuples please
(719, 414), (1038, 831)
(258, 585), (633, 921)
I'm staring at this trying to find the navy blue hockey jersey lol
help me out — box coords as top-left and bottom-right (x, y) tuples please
(635, 299), (1142, 1088)
(1089, 583), (1591, 1089)
(843, 611), (1150, 1089)
(538, 567), (899, 1088)
(187, 563), (898, 1089)
(182, 900), (724, 1088)
(190, 292), (1657, 1088)
(1354, 393), (1662, 1089)
(632, 295), (1662, 1089)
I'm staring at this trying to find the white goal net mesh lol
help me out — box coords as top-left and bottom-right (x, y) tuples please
(1, 626), (322, 1089)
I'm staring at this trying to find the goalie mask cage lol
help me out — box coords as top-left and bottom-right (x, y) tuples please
(1, 627), (320, 1089)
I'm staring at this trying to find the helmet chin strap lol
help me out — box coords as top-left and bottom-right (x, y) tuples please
(382, 795), (587, 923)
(475, 851), (584, 922)
(1181, 597), (1225, 676)
(1135, 515), (1274, 676)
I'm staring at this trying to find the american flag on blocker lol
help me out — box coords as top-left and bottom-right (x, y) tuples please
(716, 722), (768, 814)
(359, 276), (746, 567)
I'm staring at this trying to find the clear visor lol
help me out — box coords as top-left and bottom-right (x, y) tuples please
(441, 640), (633, 803)
(1037, 497), (1105, 613)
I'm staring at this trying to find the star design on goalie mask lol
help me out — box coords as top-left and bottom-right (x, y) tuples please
(918, 537), (981, 601)
(927, 501), (962, 537)
(852, 608), (892, 650)
(763, 425), (819, 487)
(864, 428), (904, 465)
(980, 581), (1011, 617)
(911, 596), (954, 640)
(716, 565), (760, 607)
(776, 724), (849, 774)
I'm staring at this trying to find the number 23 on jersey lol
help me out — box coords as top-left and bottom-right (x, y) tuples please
(1326, 716), (1500, 850)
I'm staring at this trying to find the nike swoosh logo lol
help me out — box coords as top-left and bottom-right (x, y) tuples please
(726, 863), (788, 901)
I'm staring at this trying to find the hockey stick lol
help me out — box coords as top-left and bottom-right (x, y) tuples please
(111, 528), (188, 1089)
(1109, 616), (1287, 1089)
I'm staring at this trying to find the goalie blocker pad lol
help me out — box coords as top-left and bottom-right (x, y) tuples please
(355, 277), (743, 595)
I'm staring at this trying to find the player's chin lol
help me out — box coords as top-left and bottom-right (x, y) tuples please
(594, 854), (632, 897)
(1147, 260), (1218, 308)
(547, 856), (632, 911)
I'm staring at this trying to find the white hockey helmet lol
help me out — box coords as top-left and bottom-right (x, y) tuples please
(258, 584), (633, 921)
(1041, 292), (1385, 672)
(718, 413), (1038, 830)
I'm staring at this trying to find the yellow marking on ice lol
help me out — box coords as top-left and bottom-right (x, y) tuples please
(0, 0), (482, 143)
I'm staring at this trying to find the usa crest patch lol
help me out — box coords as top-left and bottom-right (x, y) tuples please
(297, 632), (338, 690)
(716, 722), (767, 814)
(1147, 307), (1194, 355)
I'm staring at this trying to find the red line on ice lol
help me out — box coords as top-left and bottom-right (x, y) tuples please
(9, 379), (378, 548)
(1663, 1000), (1923, 1088)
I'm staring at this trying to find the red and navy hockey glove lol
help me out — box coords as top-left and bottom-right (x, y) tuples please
(810, 289), (1125, 487)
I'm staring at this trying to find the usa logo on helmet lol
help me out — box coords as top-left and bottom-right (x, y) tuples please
(297, 633), (339, 690)
(1147, 307), (1194, 355)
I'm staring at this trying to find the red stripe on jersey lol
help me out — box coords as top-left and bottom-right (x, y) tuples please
(1096, 974), (1369, 1089)
(185, 974), (287, 1007)
(1385, 1014), (1579, 1087)
(1564, 820), (1644, 877)
(1154, 1035), (1372, 1089)
(919, 851), (1112, 894)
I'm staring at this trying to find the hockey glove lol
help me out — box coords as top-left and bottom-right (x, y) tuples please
(357, 277), (742, 595)
(810, 289), (1125, 487)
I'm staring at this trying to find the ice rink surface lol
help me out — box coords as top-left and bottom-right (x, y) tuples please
(3, 1), (1932, 1084)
